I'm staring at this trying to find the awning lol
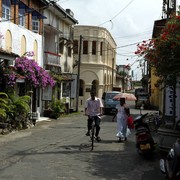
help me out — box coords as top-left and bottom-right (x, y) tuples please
(11, 0), (20, 5)
(44, 24), (63, 34)
(32, 10), (47, 19)
(18, 1), (32, 13)
(11, 1), (46, 19)
(3, 0), (11, 6)
(61, 74), (74, 81)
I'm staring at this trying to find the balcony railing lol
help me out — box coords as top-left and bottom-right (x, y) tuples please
(44, 51), (61, 73)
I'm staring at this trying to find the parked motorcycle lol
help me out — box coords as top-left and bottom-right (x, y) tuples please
(134, 113), (155, 155)
(159, 121), (180, 180)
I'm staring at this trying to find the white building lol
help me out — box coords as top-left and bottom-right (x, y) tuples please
(42, 3), (78, 113)
(0, 0), (48, 118)
(0, 0), (78, 116)
(73, 25), (117, 108)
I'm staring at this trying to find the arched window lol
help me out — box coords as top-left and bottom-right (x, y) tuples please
(79, 79), (84, 96)
(21, 35), (26, 56)
(5, 30), (12, 52)
(91, 80), (99, 95)
(33, 40), (38, 61)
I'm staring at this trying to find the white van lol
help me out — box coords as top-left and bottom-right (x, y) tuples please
(102, 91), (121, 114)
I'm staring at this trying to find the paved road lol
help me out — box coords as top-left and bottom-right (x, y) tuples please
(0, 107), (165, 180)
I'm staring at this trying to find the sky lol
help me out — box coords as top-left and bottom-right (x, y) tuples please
(57, 0), (167, 80)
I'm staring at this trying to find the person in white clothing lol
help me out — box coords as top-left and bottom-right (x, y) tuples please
(84, 91), (103, 142)
(112, 97), (129, 142)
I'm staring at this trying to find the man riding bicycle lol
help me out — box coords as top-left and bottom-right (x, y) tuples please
(85, 90), (103, 142)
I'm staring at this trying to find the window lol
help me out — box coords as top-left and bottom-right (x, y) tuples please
(59, 40), (64, 54)
(32, 16), (39, 33)
(19, 9), (25, 27)
(83, 40), (88, 54)
(21, 35), (26, 56)
(2, 0), (11, 20)
(79, 80), (84, 96)
(73, 40), (78, 54)
(32, 20), (39, 33)
(92, 41), (96, 55)
(68, 46), (71, 57)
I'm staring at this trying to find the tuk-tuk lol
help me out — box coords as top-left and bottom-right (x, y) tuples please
(135, 93), (150, 109)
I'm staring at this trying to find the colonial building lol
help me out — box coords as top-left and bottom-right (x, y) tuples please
(0, 0), (48, 118)
(42, 3), (78, 113)
(116, 64), (131, 92)
(73, 25), (117, 108)
(0, 0), (78, 116)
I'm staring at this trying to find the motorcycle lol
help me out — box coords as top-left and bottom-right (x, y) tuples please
(159, 122), (180, 180)
(133, 113), (155, 155)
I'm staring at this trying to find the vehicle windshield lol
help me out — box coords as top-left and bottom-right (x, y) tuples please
(139, 96), (148, 100)
(106, 93), (119, 99)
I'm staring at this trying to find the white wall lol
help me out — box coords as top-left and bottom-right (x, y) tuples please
(0, 21), (43, 66)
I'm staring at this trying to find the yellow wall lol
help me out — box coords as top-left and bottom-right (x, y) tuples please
(150, 67), (163, 111)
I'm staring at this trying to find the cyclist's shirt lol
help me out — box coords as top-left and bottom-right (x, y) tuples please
(85, 97), (103, 116)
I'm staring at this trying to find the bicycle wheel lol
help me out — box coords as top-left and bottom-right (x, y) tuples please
(91, 124), (95, 150)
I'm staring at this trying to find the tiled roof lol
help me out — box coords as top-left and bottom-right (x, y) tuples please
(0, 49), (19, 57)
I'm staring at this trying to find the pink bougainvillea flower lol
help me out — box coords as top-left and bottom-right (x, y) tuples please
(12, 52), (55, 88)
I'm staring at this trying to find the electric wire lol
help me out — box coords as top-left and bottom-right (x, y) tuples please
(98, 0), (135, 26)
(1, 0), (151, 74)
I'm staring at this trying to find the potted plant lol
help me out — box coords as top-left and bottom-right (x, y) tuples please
(49, 99), (66, 119)
(135, 13), (180, 151)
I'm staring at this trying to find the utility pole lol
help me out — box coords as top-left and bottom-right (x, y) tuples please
(112, 58), (114, 90)
(122, 65), (125, 93)
(75, 35), (83, 112)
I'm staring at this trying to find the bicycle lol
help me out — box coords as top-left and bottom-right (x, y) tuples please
(90, 116), (95, 151)
(144, 112), (162, 132)
(88, 115), (101, 151)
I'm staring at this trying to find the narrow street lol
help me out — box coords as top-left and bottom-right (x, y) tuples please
(0, 105), (165, 180)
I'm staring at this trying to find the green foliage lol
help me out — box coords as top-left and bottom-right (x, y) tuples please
(50, 99), (66, 119)
(9, 95), (31, 116)
(118, 71), (127, 77)
(0, 91), (31, 130)
(0, 92), (10, 121)
(7, 94), (31, 130)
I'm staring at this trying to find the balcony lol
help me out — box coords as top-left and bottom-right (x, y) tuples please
(44, 51), (61, 74)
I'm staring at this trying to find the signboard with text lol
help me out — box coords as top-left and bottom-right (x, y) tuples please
(165, 82), (180, 121)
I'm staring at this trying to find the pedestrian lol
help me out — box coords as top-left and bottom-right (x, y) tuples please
(84, 90), (103, 142)
(112, 97), (129, 142)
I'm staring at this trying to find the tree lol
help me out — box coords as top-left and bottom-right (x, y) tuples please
(135, 14), (180, 128)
